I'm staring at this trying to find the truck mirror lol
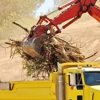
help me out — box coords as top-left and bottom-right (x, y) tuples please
(69, 73), (76, 86)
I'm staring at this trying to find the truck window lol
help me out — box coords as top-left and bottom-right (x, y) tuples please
(84, 72), (100, 86)
(76, 74), (83, 90)
(69, 73), (83, 90)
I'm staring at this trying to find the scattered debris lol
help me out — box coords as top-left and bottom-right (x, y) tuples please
(5, 22), (97, 79)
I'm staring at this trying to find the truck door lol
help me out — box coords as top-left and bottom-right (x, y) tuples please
(65, 73), (83, 100)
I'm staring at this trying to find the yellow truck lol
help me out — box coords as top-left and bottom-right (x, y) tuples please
(0, 62), (100, 100)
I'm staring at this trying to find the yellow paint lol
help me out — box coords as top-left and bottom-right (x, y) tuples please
(0, 81), (56, 100)
(0, 62), (100, 100)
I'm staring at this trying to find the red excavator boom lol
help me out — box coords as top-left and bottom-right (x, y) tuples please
(28, 0), (100, 38)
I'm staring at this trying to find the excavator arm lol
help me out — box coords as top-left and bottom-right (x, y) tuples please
(21, 0), (100, 61)
(88, 5), (100, 22)
(28, 0), (100, 38)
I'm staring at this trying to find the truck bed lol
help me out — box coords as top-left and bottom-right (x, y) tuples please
(0, 81), (56, 100)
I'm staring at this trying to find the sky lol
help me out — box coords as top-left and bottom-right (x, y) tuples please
(36, 0), (54, 17)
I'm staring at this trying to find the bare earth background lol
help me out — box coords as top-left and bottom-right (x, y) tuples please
(0, 13), (100, 82)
